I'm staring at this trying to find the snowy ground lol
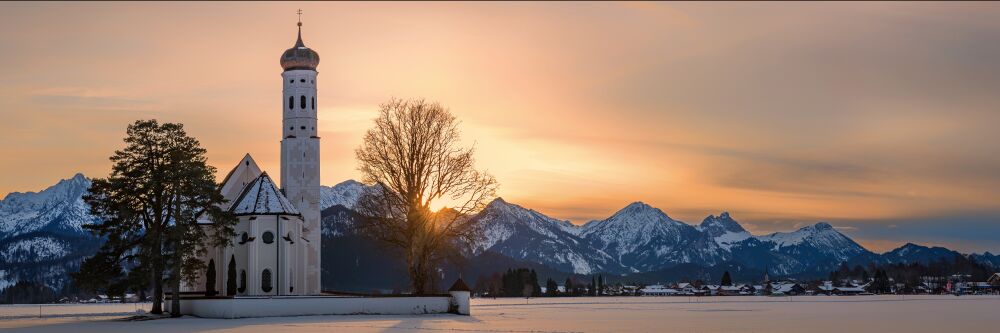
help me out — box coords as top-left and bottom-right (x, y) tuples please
(2, 295), (999, 332)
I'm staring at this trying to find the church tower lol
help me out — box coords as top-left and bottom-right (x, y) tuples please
(279, 13), (321, 295)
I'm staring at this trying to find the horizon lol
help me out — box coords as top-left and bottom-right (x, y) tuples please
(2, 2), (1000, 253)
(6, 170), (994, 257)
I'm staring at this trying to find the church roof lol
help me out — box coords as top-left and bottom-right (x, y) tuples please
(230, 172), (301, 216)
(219, 154), (263, 210)
(448, 278), (471, 292)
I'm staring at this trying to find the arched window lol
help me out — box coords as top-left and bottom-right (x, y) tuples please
(311, 97), (315, 110)
(300, 95), (306, 109)
(288, 96), (293, 110)
(262, 231), (274, 244)
(261, 269), (273, 293)
(238, 270), (247, 293)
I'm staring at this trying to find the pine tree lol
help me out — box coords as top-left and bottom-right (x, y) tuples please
(597, 275), (604, 296)
(226, 255), (237, 296)
(721, 271), (733, 286)
(545, 278), (559, 297)
(590, 276), (597, 296)
(82, 120), (235, 315)
(529, 269), (541, 297)
(565, 278), (574, 296)
(205, 259), (217, 297)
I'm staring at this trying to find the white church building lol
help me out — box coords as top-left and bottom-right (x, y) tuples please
(178, 16), (470, 318)
(182, 17), (322, 297)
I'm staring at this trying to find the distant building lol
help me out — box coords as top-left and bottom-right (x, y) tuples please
(769, 282), (805, 296)
(640, 285), (679, 296)
(988, 273), (1000, 286)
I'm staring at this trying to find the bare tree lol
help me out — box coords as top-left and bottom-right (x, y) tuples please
(355, 98), (498, 294)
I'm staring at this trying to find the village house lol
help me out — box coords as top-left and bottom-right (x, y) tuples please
(640, 285), (679, 296)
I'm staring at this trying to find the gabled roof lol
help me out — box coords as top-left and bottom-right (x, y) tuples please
(220, 154), (264, 209)
(448, 278), (471, 292)
(231, 172), (300, 216)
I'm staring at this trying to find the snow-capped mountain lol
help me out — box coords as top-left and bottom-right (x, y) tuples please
(4, 174), (997, 293)
(745, 222), (870, 275)
(579, 202), (726, 272)
(467, 198), (626, 274)
(698, 212), (752, 251)
(0, 173), (101, 290)
(320, 179), (374, 210)
(0, 173), (97, 240)
(757, 222), (868, 263)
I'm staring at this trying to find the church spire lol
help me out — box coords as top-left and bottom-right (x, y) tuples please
(280, 8), (319, 71)
(295, 9), (305, 47)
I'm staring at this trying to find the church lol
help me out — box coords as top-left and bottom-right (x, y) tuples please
(182, 16), (323, 297)
(178, 16), (470, 318)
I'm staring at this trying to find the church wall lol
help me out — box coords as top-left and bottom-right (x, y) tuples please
(180, 295), (459, 318)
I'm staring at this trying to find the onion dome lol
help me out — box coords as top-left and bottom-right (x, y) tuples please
(280, 21), (320, 71)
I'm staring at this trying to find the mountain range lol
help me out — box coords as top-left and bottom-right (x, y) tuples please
(2, 174), (998, 292)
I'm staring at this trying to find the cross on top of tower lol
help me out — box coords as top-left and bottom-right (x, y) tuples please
(297, 9), (303, 27)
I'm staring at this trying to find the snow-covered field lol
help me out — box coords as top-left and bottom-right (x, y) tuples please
(1, 295), (998, 332)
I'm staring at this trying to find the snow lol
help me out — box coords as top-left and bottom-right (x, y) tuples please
(578, 201), (685, 258)
(231, 174), (299, 215)
(320, 180), (374, 210)
(2, 296), (998, 332)
(0, 237), (69, 263)
(712, 230), (752, 250)
(0, 173), (94, 240)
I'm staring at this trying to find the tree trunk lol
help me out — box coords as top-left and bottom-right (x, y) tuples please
(408, 253), (428, 295)
(170, 257), (181, 317)
(150, 233), (163, 314)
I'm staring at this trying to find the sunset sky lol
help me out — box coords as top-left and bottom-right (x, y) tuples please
(2, 2), (999, 253)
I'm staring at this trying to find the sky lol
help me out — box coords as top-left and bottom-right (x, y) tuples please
(1, 2), (999, 253)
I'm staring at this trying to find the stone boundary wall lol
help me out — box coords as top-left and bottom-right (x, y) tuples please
(179, 294), (468, 318)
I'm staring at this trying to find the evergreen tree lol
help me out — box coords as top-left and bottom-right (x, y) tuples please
(545, 278), (559, 297)
(565, 278), (574, 296)
(72, 249), (130, 301)
(205, 259), (217, 296)
(81, 120), (235, 315)
(590, 276), (597, 296)
(0, 281), (57, 304)
(597, 275), (604, 295)
(529, 269), (541, 297)
(721, 271), (733, 286)
(227, 255), (237, 296)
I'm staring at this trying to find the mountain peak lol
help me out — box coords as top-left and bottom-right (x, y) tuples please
(332, 179), (363, 187)
(813, 222), (834, 230)
(320, 179), (374, 210)
(612, 201), (668, 219)
(699, 212), (751, 250)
